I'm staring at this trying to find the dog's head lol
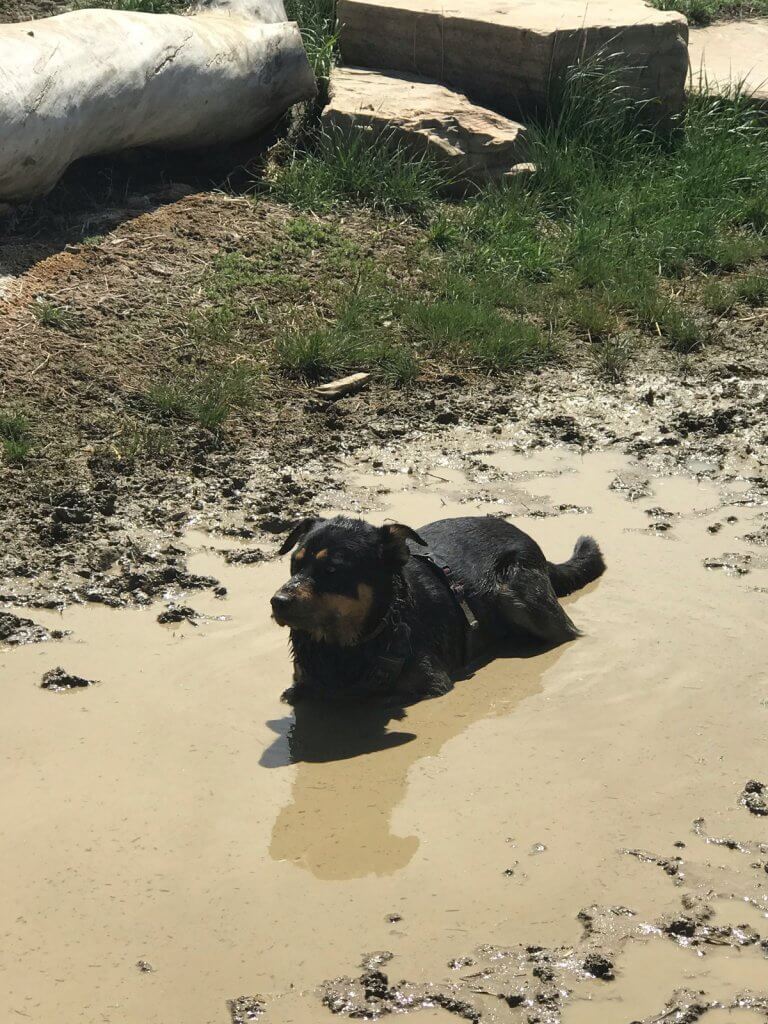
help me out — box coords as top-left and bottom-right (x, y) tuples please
(271, 516), (426, 645)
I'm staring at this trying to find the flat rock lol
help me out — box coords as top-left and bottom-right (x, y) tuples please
(322, 66), (531, 189)
(688, 20), (768, 106)
(337, 0), (689, 121)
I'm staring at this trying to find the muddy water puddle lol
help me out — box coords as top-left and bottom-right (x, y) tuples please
(2, 448), (767, 1023)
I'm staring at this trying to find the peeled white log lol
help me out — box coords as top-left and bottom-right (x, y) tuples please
(0, 0), (316, 201)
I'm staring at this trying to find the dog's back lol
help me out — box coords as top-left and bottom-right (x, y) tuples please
(406, 516), (605, 659)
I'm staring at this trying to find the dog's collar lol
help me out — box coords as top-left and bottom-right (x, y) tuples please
(359, 613), (390, 645)
(367, 620), (412, 690)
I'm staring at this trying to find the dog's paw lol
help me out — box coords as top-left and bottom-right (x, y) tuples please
(280, 685), (300, 705)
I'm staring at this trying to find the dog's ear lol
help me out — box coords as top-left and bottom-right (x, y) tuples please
(380, 522), (427, 566)
(278, 517), (323, 556)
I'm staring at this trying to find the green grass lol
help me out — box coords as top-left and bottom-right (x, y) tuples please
(650, 0), (768, 25)
(702, 271), (768, 312)
(735, 273), (768, 306)
(118, 423), (171, 461)
(0, 412), (33, 466)
(403, 298), (553, 371)
(263, 55), (768, 380)
(33, 301), (80, 331)
(417, 69), (767, 354)
(184, 252), (268, 346)
(656, 305), (704, 353)
(187, 301), (241, 347)
(71, 0), (187, 12)
(284, 0), (337, 84)
(146, 364), (259, 433)
(560, 291), (620, 342)
(276, 277), (418, 382)
(269, 126), (448, 217)
(592, 337), (634, 381)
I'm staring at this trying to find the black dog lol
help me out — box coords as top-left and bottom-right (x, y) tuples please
(271, 515), (605, 704)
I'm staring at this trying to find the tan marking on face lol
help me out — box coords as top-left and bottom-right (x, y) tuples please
(291, 580), (314, 601)
(315, 583), (374, 645)
(315, 548), (329, 560)
(294, 548), (306, 563)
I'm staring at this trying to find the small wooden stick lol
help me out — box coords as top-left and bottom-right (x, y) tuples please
(314, 372), (371, 399)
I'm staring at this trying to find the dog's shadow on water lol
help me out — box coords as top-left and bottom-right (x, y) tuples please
(260, 638), (567, 880)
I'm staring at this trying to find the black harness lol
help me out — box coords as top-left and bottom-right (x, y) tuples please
(412, 551), (480, 635)
(366, 550), (480, 689)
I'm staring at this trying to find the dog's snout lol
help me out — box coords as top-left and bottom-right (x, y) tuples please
(271, 591), (294, 613)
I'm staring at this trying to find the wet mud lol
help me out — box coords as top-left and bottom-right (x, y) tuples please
(2, 443), (768, 1023)
(39, 665), (98, 691)
(0, 609), (68, 645)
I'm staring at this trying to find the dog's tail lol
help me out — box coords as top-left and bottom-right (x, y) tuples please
(547, 536), (605, 598)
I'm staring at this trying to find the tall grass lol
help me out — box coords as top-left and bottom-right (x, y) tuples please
(404, 298), (553, 370)
(427, 61), (768, 347)
(284, 0), (337, 84)
(265, 52), (768, 379)
(650, 0), (768, 25)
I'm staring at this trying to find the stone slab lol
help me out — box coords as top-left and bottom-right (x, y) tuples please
(337, 0), (689, 121)
(688, 19), (768, 105)
(322, 66), (530, 189)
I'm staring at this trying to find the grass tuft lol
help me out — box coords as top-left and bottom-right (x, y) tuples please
(657, 305), (704, 353)
(118, 423), (172, 461)
(269, 126), (447, 216)
(592, 337), (633, 381)
(735, 273), (768, 306)
(561, 290), (620, 341)
(0, 412), (33, 466)
(146, 364), (259, 432)
(404, 298), (553, 371)
(703, 272), (768, 312)
(33, 301), (80, 332)
(276, 276), (418, 382)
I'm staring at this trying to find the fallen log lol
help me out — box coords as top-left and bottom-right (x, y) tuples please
(0, 0), (316, 201)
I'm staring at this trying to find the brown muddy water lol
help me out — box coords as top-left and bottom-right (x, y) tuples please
(2, 445), (767, 1023)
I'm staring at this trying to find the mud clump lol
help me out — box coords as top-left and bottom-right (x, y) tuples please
(703, 552), (751, 576)
(360, 951), (394, 970)
(227, 995), (265, 1022)
(136, 959), (154, 973)
(321, 968), (481, 1021)
(632, 987), (768, 1023)
(40, 666), (98, 691)
(622, 848), (684, 881)
(448, 956), (474, 969)
(740, 779), (768, 817)
(223, 549), (267, 566)
(0, 611), (68, 645)
(660, 894), (762, 951)
(157, 605), (199, 626)
(582, 952), (614, 980)
(609, 474), (653, 501)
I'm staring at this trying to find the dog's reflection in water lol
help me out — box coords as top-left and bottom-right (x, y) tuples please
(262, 700), (420, 877)
(261, 640), (561, 881)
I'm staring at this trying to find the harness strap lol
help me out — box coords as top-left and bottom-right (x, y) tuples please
(413, 551), (480, 632)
